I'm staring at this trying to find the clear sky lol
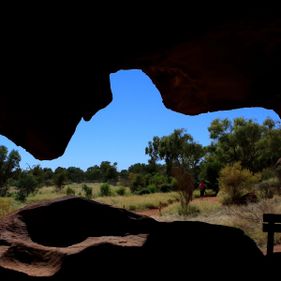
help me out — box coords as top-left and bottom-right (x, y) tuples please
(0, 70), (280, 171)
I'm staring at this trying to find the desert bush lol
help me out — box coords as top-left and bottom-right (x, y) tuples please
(82, 184), (93, 199)
(66, 186), (75, 196)
(100, 183), (111, 197)
(15, 174), (38, 202)
(219, 162), (260, 205)
(178, 204), (200, 216)
(116, 187), (126, 196)
(159, 183), (174, 193)
(147, 184), (157, 193)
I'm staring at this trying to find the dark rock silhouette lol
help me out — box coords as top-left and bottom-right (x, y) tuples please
(1, 7), (281, 159)
(0, 196), (277, 280)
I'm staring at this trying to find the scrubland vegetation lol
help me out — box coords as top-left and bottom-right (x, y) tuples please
(0, 117), (281, 251)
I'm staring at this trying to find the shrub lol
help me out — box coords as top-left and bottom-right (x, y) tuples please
(147, 184), (157, 193)
(66, 186), (75, 196)
(178, 204), (200, 216)
(82, 184), (93, 199)
(159, 183), (174, 193)
(134, 188), (150, 195)
(116, 187), (126, 196)
(16, 174), (38, 202)
(100, 183), (111, 197)
(218, 162), (260, 205)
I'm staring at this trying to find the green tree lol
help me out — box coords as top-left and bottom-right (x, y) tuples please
(99, 161), (118, 183)
(0, 146), (21, 196)
(145, 129), (204, 175)
(16, 173), (38, 202)
(66, 166), (85, 183)
(207, 117), (281, 172)
(42, 168), (54, 186)
(54, 167), (67, 190)
(86, 165), (101, 182)
(146, 129), (201, 207)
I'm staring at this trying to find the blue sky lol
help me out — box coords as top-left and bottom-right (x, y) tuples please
(0, 70), (280, 171)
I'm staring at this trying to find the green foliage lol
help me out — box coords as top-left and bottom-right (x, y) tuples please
(82, 184), (92, 199)
(66, 186), (75, 196)
(199, 159), (221, 193)
(208, 117), (281, 172)
(129, 173), (147, 194)
(100, 161), (118, 183)
(86, 165), (101, 181)
(66, 167), (84, 183)
(145, 129), (204, 176)
(219, 162), (260, 205)
(16, 173), (38, 202)
(0, 146), (21, 196)
(159, 183), (174, 193)
(116, 187), (126, 196)
(53, 168), (67, 190)
(100, 183), (111, 196)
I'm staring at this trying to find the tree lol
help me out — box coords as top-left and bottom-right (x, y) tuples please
(16, 173), (38, 202)
(207, 117), (281, 172)
(86, 165), (101, 182)
(66, 166), (84, 183)
(171, 166), (194, 208)
(99, 161), (118, 183)
(146, 129), (202, 206)
(0, 146), (21, 196)
(54, 167), (67, 190)
(145, 129), (204, 176)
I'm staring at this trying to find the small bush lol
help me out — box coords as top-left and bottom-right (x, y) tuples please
(82, 184), (93, 199)
(219, 162), (260, 205)
(100, 183), (111, 197)
(66, 186), (75, 196)
(159, 183), (174, 193)
(116, 187), (126, 196)
(178, 204), (200, 216)
(147, 184), (157, 194)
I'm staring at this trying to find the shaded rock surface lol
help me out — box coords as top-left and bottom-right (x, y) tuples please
(0, 196), (276, 280)
(1, 7), (281, 159)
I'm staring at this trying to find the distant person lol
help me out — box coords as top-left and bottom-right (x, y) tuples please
(199, 180), (206, 198)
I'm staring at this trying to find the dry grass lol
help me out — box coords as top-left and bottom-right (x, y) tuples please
(96, 192), (178, 211)
(160, 195), (281, 250)
(0, 197), (21, 218)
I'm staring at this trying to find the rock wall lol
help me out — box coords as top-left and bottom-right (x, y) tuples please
(1, 7), (280, 159)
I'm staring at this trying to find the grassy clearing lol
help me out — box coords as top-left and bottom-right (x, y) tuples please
(162, 196), (221, 217)
(96, 192), (178, 211)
